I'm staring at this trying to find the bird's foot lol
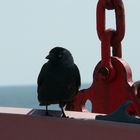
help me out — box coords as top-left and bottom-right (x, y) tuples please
(45, 110), (54, 117)
(61, 114), (69, 118)
(61, 111), (69, 118)
(45, 111), (49, 116)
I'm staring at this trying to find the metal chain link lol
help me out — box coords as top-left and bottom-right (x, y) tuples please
(97, 0), (125, 58)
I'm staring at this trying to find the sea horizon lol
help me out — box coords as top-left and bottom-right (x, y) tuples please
(0, 83), (91, 111)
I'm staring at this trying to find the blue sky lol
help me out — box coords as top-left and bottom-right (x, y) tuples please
(0, 0), (140, 86)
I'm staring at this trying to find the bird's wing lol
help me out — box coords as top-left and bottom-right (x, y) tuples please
(37, 63), (48, 86)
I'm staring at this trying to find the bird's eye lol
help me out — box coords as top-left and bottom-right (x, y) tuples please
(58, 54), (62, 58)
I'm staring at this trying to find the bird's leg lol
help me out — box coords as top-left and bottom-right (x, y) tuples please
(61, 106), (67, 118)
(45, 105), (54, 116)
(59, 103), (68, 118)
(45, 105), (49, 116)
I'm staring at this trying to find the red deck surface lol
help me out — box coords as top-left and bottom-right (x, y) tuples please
(0, 107), (140, 140)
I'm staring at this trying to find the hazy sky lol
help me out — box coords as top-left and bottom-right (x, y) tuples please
(0, 0), (140, 86)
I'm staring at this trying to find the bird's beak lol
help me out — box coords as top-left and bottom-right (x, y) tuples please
(46, 54), (55, 60)
(45, 55), (50, 59)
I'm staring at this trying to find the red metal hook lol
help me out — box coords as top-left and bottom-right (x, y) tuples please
(66, 0), (140, 117)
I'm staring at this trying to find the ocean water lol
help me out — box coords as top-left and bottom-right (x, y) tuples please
(0, 83), (91, 111)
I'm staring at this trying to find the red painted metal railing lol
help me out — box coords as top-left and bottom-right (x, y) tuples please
(67, 0), (140, 116)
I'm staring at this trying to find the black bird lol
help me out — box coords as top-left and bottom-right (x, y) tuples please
(37, 47), (81, 117)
